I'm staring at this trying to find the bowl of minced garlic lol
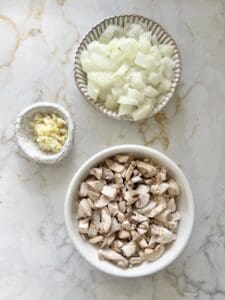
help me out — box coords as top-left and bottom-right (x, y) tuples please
(15, 102), (75, 164)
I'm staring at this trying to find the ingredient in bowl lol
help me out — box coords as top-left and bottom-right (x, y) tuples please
(30, 112), (68, 153)
(76, 154), (180, 268)
(80, 23), (176, 120)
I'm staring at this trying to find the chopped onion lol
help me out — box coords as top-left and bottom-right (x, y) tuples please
(80, 23), (175, 120)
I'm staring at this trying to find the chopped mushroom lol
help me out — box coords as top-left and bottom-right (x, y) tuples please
(79, 182), (89, 197)
(78, 218), (89, 233)
(106, 159), (125, 173)
(89, 236), (104, 244)
(115, 155), (130, 163)
(150, 183), (169, 195)
(77, 198), (92, 218)
(136, 161), (157, 178)
(122, 241), (136, 257)
(168, 179), (180, 196)
(144, 245), (165, 261)
(102, 185), (117, 200)
(101, 207), (111, 233)
(89, 168), (102, 180)
(76, 154), (180, 269)
(87, 181), (104, 193)
(99, 249), (129, 268)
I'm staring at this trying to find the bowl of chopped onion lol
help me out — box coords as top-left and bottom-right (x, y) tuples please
(74, 15), (181, 121)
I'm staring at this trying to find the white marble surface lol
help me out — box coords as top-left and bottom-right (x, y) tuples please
(0, 0), (225, 299)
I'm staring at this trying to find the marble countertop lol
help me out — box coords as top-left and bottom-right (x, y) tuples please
(0, 1), (225, 299)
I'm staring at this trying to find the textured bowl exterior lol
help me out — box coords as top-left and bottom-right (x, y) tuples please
(64, 145), (194, 277)
(74, 15), (182, 121)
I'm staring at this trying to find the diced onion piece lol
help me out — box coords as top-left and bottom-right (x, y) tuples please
(113, 64), (130, 78)
(99, 25), (123, 43)
(127, 88), (144, 103)
(159, 44), (174, 57)
(159, 78), (171, 92)
(118, 96), (139, 106)
(88, 72), (113, 90)
(105, 94), (118, 110)
(118, 104), (133, 116)
(148, 72), (162, 85)
(87, 81), (99, 100)
(130, 71), (145, 89)
(132, 104), (152, 121)
(143, 85), (159, 97)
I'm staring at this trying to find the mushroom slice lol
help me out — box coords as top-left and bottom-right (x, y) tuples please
(98, 249), (129, 268)
(168, 179), (180, 196)
(168, 220), (178, 232)
(87, 190), (99, 201)
(89, 236), (104, 244)
(122, 241), (136, 257)
(136, 184), (150, 195)
(102, 168), (114, 181)
(167, 197), (176, 212)
(170, 212), (180, 222)
(108, 201), (118, 216)
(144, 245), (165, 261)
(125, 163), (135, 181)
(79, 182), (88, 197)
(148, 202), (167, 218)
(136, 161), (157, 178)
(92, 210), (101, 231)
(78, 218), (89, 233)
(101, 234), (115, 248)
(151, 225), (176, 244)
(129, 257), (143, 266)
(110, 218), (121, 233)
(118, 230), (131, 240)
(150, 183), (169, 195)
(118, 200), (126, 213)
(102, 185), (117, 200)
(155, 209), (172, 225)
(115, 173), (123, 185)
(121, 220), (131, 230)
(101, 207), (111, 233)
(94, 195), (109, 208)
(77, 198), (92, 218)
(148, 236), (157, 249)
(87, 181), (104, 193)
(131, 212), (148, 224)
(139, 238), (148, 249)
(117, 212), (126, 223)
(88, 221), (98, 237)
(124, 190), (138, 204)
(115, 155), (130, 163)
(138, 201), (157, 215)
(137, 227), (148, 235)
(105, 159), (125, 173)
(89, 168), (102, 180)
(131, 230), (141, 241)
(131, 176), (143, 183)
(136, 193), (150, 208)
(111, 240), (124, 252)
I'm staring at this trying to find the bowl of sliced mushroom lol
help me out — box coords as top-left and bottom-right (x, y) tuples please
(65, 145), (194, 277)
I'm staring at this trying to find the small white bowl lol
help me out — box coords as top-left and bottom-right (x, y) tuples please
(15, 102), (75, 164)
(64, 145), (194, 277)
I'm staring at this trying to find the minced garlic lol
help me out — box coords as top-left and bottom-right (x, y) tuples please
(31, 112), (68, 153)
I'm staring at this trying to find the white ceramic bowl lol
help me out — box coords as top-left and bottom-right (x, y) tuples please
(65, 145), (194, 277)
(15, 102), (75, 164)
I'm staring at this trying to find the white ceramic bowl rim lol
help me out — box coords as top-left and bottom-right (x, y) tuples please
(15, 102), (75, 164)
(64, 145), (195, 277)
